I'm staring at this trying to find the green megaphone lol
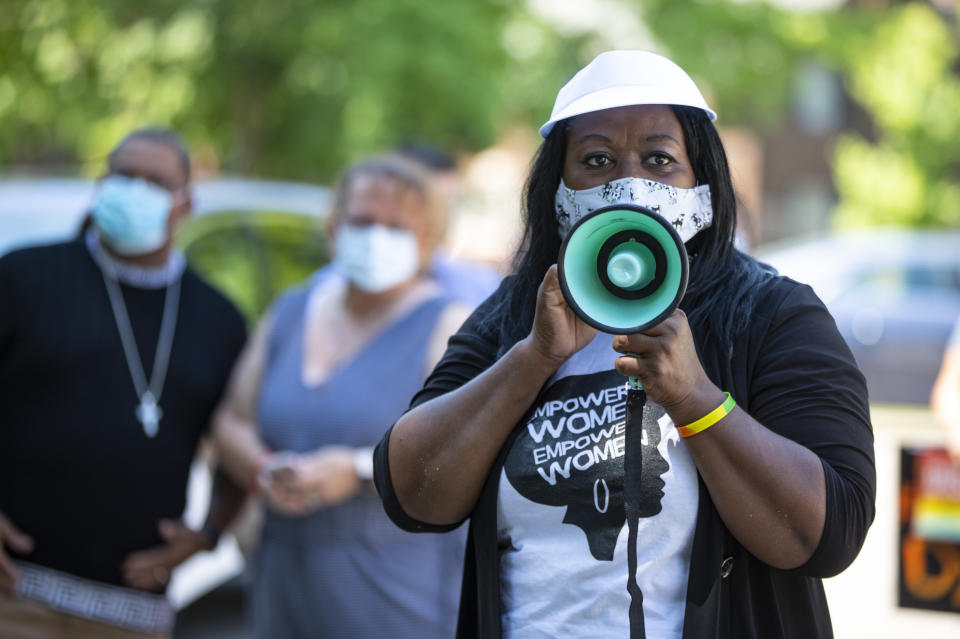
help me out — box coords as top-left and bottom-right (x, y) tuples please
(557, 204), (689, 335)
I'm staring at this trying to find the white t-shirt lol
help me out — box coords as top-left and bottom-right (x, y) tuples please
(498, 334), (699, 638)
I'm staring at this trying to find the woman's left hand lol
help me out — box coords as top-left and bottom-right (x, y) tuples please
(612, 307), (845, 572)
(276, 446), (363, 511)
(611, 308), (722, 424)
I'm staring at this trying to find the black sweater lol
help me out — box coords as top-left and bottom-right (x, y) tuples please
(0, 238), (246, 586)
(375, 274), (875, 639)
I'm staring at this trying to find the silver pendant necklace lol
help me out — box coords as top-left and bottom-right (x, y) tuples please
(99, 265), (181, 438)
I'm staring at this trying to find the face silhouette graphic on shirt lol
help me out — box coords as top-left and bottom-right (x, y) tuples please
(504, 370), (669, 560)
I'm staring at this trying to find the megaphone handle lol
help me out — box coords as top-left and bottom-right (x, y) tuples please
(624, 353), (643, 390)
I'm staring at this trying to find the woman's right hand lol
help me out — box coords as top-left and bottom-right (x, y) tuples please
(387, 265), (594, 525)
(526, 265), (597, 368)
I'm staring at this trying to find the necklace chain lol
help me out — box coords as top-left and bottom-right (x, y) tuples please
(99, 261), (181, 437)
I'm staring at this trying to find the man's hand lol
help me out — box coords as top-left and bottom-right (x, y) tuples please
(0, 511), (34, 596)
(121, 519), (211, 592)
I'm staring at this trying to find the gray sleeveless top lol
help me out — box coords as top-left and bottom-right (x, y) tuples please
(251, 284), (464, 639)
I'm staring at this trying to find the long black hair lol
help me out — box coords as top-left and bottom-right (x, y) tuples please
(481, 105), (774, 356)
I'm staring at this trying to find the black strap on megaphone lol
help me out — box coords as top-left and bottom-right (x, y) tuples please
(625, 383), (647, 639)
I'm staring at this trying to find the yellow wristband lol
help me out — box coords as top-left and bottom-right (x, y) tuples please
(676, 392), (736, 438)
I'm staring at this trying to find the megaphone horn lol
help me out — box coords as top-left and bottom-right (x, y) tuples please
(558, 204), (689, 335)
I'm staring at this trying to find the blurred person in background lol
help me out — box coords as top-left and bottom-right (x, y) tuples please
(375, 51), (875, 638)
(316, 141), (502, 311)
(932, 316), (960, 459)
(0, 128), (248, 638)
(393, 140), (502, 308)
(212, 155), (468, 639)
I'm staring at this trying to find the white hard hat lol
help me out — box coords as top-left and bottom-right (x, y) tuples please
(539, 50), (717, 139)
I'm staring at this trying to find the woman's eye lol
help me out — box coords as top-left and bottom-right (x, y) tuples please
(584, 154), (612, 168)
(647, 153), (672, 167)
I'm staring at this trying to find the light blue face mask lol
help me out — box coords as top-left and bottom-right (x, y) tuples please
(335, 224), (420, 293)
(91, 175), (176, 255)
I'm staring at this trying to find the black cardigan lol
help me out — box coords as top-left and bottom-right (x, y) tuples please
(375, 274), (875, 639)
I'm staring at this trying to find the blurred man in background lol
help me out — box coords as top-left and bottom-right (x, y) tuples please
(0, 128), (247, 639)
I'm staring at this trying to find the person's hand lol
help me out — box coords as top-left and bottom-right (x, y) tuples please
(0, 511), (34, 596)
(527, 265), (598, 368)
(121, 519), (211, 592)
(284, 446), (363, 511)
(257, 453), (311, 516)
(612, 308), (722, 423)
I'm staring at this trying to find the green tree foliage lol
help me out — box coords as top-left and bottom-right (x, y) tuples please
(640, 0), (812, 130)
(832, 4), (960, 228)
(0, 0), (585, 181)
(1, 0), (598, 322)
(641, 0), (959, 229)
(4, 0), (957, 231)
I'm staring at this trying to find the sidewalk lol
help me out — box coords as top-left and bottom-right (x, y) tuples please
(825, 404), (960, 638)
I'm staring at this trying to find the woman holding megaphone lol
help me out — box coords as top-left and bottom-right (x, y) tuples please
(375, 51), (874, 639)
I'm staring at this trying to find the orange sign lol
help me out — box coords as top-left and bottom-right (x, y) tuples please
(899, 447), (960, 612)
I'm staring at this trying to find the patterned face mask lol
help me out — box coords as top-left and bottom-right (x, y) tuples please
(554, 177), (713, 242)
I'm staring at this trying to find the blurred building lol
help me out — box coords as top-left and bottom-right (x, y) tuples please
(750, 60), (868, 244)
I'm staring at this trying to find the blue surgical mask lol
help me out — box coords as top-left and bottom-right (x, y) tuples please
(335, 224), (420, 293)
(91, 175), (176, 255)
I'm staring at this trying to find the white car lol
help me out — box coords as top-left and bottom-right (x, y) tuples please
(755, 229), (960, 405)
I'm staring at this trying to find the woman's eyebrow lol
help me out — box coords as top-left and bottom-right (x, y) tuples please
(574, 133), (613, 145)
(573, 132), (682, 146)
(646, 134), (681, 145)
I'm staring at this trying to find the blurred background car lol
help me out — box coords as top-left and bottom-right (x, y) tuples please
(756, 229), (960, 406)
